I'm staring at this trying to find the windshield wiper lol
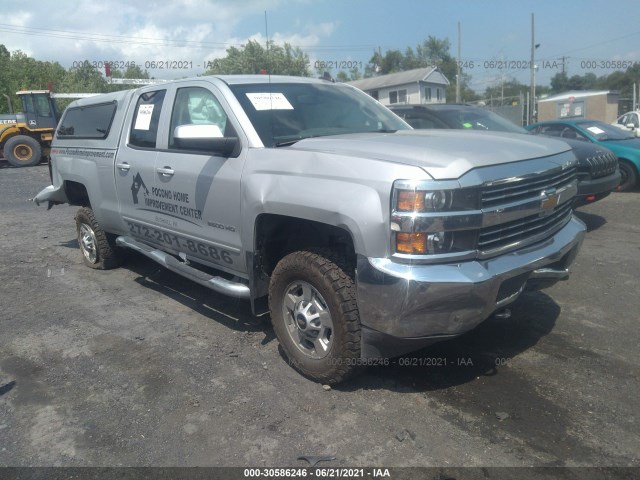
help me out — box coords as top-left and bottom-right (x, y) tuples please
(275, 139), (301, 147)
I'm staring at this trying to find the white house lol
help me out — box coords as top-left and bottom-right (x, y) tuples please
(347, 67), (450, 106)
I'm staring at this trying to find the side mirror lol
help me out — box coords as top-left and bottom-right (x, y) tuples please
(626, 123), (636, 130)
(173, 124), (239, 157)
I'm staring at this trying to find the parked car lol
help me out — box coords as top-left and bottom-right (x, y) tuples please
(526, 119), (640, 192)
(611, 111), (640, 137)
(390, 104), (621, 205)
(34, 76), (586, 383)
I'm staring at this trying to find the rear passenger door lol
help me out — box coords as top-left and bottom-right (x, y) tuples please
(115, 88), (168, 237)
(152, 82), (246, 274)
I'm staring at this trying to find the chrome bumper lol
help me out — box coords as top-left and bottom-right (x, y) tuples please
(356, 216), (586, 357)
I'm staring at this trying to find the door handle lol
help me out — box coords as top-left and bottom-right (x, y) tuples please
(156, 167), (175, 177)
(116, 162), (130, 171)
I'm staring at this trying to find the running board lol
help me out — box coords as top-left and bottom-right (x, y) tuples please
(115, 235), (250, 299)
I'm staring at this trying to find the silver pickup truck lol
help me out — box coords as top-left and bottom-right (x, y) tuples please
(35, 75), (586, 383)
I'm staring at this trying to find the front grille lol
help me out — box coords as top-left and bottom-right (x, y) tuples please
(481, 166), (576, 208)
(478, 200), (573, 254)
(584, 152), (618, 179)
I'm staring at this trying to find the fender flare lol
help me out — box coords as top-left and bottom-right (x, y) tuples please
(0, 125), (22, 146)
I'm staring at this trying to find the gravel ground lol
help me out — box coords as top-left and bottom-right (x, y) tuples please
(0, 161), (638, 470)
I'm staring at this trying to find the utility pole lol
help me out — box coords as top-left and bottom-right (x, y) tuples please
(559, 56), (568, 74)
(456, 21), (461, 103)
(529, 13), (535, 125)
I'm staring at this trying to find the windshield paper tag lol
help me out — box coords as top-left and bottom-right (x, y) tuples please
(134, 104), (154, 130)
(587, 126), (605, 135)
(246, 93), (294, 111)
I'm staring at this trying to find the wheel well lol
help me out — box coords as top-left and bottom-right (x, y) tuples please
(64, 181), (91, 207)
(255, 214), (356, 277)
(618, 158), (639, 173)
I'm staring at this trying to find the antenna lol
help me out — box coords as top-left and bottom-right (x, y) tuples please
(265, 10), (274, 145)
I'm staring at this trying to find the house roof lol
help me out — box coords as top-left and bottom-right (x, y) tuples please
(347, 67), (449, 91)
(538, 90), (618, 103)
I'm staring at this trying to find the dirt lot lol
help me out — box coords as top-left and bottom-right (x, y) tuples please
(0, 161), (639, 470)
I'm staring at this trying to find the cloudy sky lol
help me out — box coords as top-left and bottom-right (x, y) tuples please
(2, 0), (640, 91)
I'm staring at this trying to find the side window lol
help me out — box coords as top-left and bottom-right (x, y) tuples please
(57, 102), (117, 139)
(618, 114), (628, 125)
(129, 89), (166, 149)
(633, 114), (639, 128)
(23, 95), (35, 114)
(169, 87), (229, 149)
(540, 125), (564, 137)
(35, 96), (52, 117)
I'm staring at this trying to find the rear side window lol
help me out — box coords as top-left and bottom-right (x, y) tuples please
(129, 90), (166, 149)
(57, 102), (117, 139)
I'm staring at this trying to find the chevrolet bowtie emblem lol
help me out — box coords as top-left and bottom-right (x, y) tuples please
(540, 189), (559, 210)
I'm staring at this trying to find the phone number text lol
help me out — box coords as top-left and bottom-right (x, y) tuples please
(126, 221), (234, 264)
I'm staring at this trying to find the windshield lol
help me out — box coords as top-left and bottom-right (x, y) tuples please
(434, 107), (526, 134)
(576, 120), (635, 141)
(229, 82), (410, 147)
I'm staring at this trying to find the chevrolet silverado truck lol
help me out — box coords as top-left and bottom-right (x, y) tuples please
(34, 75), (586, 383)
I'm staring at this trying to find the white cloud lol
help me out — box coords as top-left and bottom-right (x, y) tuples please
(1, 0), (325, 78)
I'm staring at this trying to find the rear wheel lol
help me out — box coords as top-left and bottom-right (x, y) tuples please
(617, 160), (638, 192)
(269, 250), (361, 384)
(75, 207), (123, 270)
(4, 135), (42, 167)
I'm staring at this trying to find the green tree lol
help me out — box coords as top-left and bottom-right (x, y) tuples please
(361, 37), (477, 102)
(204, 40), (309, 76)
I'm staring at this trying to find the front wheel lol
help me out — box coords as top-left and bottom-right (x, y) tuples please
(269, 251), (361, 384)
(4, 135), (42, 167)
(617, 160), (638, 192)
(75, 207), (123, 270)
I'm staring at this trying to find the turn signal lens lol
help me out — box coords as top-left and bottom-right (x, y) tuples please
(396, 233), (427, 254)
(397, 191), (425, 212)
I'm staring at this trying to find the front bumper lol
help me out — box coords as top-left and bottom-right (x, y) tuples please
(356, 216), (586, 358)
(33, 184), (67, 207)
(574, 170), (621, 206)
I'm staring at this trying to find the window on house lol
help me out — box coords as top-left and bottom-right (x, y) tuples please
(371, 90), (379, 100)
(436, 88), (442, 101)
(389, 89), (407, 105)
(426, 87), (432, 101)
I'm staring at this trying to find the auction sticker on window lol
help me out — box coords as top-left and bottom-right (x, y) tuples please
(134, 104), (154, 130)
(587, 126), (605, 135)
(246, 92), (293, 111)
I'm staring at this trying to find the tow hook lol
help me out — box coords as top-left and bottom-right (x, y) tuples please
(493, 308), (511, 320)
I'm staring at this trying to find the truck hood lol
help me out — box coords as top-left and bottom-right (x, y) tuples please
(289, 130), (573, 180)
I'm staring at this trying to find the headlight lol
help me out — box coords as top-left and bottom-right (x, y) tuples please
(394, 187), (477, 213)
(392, 181), (481, 259)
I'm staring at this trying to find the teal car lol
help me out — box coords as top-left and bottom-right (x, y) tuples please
(527, 119), (640, 191)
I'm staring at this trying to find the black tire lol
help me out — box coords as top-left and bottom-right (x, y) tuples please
(617, 160), (638, 192)
(269, 250), (361, 384)
(4, 135), (42, 167)
(75, 207), (123, 270)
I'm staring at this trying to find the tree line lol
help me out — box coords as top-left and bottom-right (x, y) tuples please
(2, 39), (639, 115)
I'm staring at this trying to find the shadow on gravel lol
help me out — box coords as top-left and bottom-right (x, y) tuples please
(58, 238), (79, 249)
(341, 290), (561, 393)
(574, 210), (607, 232)
(124, 255), (275, 341)
(0, 380), (16, 396)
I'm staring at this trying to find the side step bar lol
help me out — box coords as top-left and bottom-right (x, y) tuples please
(115, 236), (250, 299)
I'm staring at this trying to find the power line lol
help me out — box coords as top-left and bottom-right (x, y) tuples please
(0, 23), (378, 52)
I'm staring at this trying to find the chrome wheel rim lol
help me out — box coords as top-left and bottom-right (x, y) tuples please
(79, 223), (98, 264)
(281, 280), (334, 359)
